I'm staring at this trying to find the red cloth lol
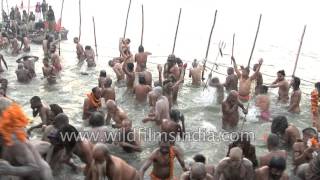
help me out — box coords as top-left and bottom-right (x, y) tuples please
(55, 18), (62, 32)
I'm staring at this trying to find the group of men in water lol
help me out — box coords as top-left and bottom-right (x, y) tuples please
(0, 4), (320, 179)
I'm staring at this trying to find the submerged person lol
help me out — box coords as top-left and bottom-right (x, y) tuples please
(16, 55), (39, 78)
(86, 143), (140, 180)
(214, 147), (254, 180)
(311, 82), (320, 130)
(259, 133), (287, 167)
(16, 62), (32, 83)
(255, 85), (271, 121)
(269, 70), (289, 104)
(106, 100), (128, 128)
(0, 97), (53, 180)
(74, 37), (85, 62)
(83, 87), (102, 120)
(139, 140), (187, 180)
(189, 59), (203, 86)
(134, 75), (152, 102)
(208, 74), (224, 104)
(255, 156), (289, 180)
(271, 115), (301, 148)
(288, 76), (302, 113)
(223, 67), (238, 91)
(231, 56), (263, 102)
(221, 90), (248, 130)
(85, 45), (96, 67)
(0, 53), (8, 73)
(180, 162), (214, 180)
(135, 45), (152, 72)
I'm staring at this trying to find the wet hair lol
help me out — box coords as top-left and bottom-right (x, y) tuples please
(89, 112), (104, 127)
(227, 67), (234, 75)
(50, 104), (63, 116)
(139, 75), (146, 85)
(302, 127), (317, 136)
(292, 76), (300, 90)
(127, 63), (134, 72)
(73, 37), (78, 41)
(167, 54), (176, 63)
(176, 58), (183, 65)
(269, 156), (286, 171)
(138, 45), (144, 53)
(267, 133), (280, 148)
(315, 82), (320, 92)
(92, 87), (100, 94)
(104, 78), (112, 88)
(193, 154), (206, 164)
(211, 77), (220, 84)
(277, 70), (285, 76)
(271, 116), (288, 135)
(58, 125), (79, 154)
(108, 60), (114, 67)
(85, 46), (91, 50)
(260, 85), (269, 94)
(99, 70), (106, 77)
(170, 109), (184, 123)
(253, 64), (259, 71)
(126, 38), (131, 43)
(30, 96), (41, 103)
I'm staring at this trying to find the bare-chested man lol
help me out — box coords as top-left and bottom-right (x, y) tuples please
(134, 75), (152, 102)
(50, 45), (62, 73)
(74, 37), (85, 62)
(87, 112), (112, 144)
(16, 62), (32, 83)
(42, 57), (57, 84)
(106, 100), (128, 128)
(255, 85), (270, 121)
(101, 78), (115, 102)
(98, 70), (110, 88)
(180, 162), (214, 180)
(253, 63), (263, 95)
(119, 38), (133, 63)
(189, 59), (203, 86)
(139, 140), (187, 180)
(84, 45), (96, 67)
(193, 154), (215, 176)
(115, 119), (142, 153)
(86, 143), (139, 180)
(20, 33), (30, 52)
(271, 116), (301, 148)
(28, 96), (51, 134)
(160, 109), (186, 144)
(163, 54), (180, 81)
(255, 157), (289, 180)
(0, 54), (8, 73)
(0, 98), (53, 180)
(11, 35), (20, 55)
(259, 133), (287, 167)
(109, 59), (125, 82)
(163, 75), (184, 107)
(222, 90), (248, 130)
(214, 147), (254, 180)
(83, 87), (102, 120)
(292, 128), (318, 173)
(269, 70), (289, 104)
(122, 59), (135, 89)
(232, 56), (263, 102)
(208, 74), (224, 104)
(17, 55), (39, 78)
(143, 87), (170, 125)
(288, 76), (301, 113)
(223, 67), (238, 91)
(135, 45), (152, 72)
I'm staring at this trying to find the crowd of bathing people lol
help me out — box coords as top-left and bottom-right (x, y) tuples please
(1, 2), (320, 180)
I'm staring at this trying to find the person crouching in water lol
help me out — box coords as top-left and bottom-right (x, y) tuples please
(85, 45), (96, 67)
(255, 85), (270, 121)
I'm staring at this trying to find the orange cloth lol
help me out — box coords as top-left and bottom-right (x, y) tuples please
(311, 89), (319, 113)
(239, 94), (250, 102)
(0, 102), (29, 146)
(150, 146), (176, 180)
(87, 93), (101, 109)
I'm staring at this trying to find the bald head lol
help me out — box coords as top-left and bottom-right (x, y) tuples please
(93, 143), (110, 163)
(229, 147), (243, 161)
(153, 87), (163, 97)
(190, 162), (207, 179)
(106, 100), (117, 113)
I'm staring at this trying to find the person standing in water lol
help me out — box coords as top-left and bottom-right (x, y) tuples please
(84, 45), (96, 67)
(223, 67), (238, 91)
(311, 82), (320, 130)
(269, 70), (290, 104)
(135, 45), (151, 72)
(189, 59), (203, 86)
(255, 85), (271, 121)
(288, 76), (302, 113)
(253, 63), (264, 95)
(74, 37), (85, 62)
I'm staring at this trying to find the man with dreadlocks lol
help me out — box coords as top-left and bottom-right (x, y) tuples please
(271, 116), (300, 148)
(0, 97), (53, 179)
(231, 56), (263, 102)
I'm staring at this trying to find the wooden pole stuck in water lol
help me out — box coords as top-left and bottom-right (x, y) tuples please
(58, 0), (65, 56)
(231, 33), (235, 64)
(171, 8), (182, 54)
(140, 4), (144, 46)
(5, 0), (8, 15)
(123, 0), (132, 38)
(78, 0), (82, 41)
(93, 16), (98, 57)
(292, 25), (307, 77)
(201, 10), (218, 82)
(247, 14), (262, 68)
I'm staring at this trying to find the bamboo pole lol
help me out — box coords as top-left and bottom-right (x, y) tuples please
(93, 16), (98, 57)
(58, 0), (65, 56)
(123, 0), (132, 38)
(78, 0), (81, 41)
(247, 14), (262, 68)
(140, 4), (144, 46)
(231, 33), (235, 64)
(292, 25), (307, 77)
(171, 8), (182, 54)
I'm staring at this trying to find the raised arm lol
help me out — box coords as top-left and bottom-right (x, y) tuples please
(250, 58), (263, 80)
(173, 146), (188, 171)
(231, 56), (241, 77)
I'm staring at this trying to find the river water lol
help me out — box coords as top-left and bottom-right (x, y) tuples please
(3, 0), (320, 179)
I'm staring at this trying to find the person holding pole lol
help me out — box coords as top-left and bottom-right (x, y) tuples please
(231, 56), (263, 102)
